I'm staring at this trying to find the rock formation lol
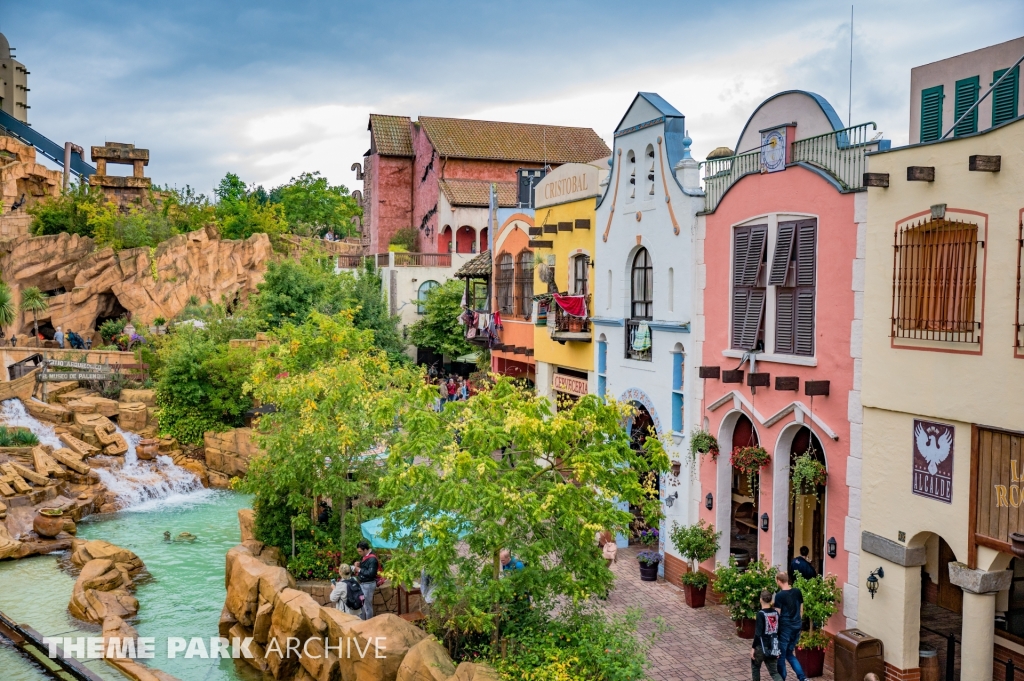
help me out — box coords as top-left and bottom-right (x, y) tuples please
(204, 427), (260, 479)
(222, 512), (499, 681)
(68, 539), (146, 624)
(0, 225), (272, 336)
(0, 136), (62, 238)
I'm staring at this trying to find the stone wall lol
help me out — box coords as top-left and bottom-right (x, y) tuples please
(204, 427), (260, 479)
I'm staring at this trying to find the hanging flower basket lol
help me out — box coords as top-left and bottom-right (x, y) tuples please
(791, 449), (828, 497)
(731, 445), (770, 490)
(689, 428), (720, 466)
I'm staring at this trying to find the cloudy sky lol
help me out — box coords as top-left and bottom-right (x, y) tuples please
(4, 1), (1022, 194)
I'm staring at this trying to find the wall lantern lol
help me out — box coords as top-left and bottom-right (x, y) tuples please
(866, 567), (885, 599)
(760, 513), (769, 533)
(705, 493), (714, 511)
(827, 537), (837, 559)
(665, 491), (679, 508)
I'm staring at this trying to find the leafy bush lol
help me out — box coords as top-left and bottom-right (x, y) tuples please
(713, 557), (778, 621)
(408, 279), (474, 359)
(153, 317), (167, 327)
(488, 604), (664, 681)
(28, 183), (100, 238)
(0, 427), (38, 447)
(99, 317), (128, 343)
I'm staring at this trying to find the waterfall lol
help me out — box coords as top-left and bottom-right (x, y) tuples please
(0, 398), (203, 510)
(0, 399), (64, 449)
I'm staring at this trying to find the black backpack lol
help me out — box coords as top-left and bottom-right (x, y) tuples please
(344, 578), (365, 611)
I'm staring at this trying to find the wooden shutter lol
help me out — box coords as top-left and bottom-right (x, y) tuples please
(920, 85), (944, 143)
(496, 253), (514, 315)
(731, 225), (767, 350)
(992, 67), (1020, 126)
(795, 290), (815, 356)
(769, 222), (796, 286)
(775, 290), (795, 353)
(796, 221), (816, 287)
(954, 76), (980, 136)
(774, 220), (816, 356)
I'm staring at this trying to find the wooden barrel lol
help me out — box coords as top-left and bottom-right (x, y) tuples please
(919, 649), (940, 681)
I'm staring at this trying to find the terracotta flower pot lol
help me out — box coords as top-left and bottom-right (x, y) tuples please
(735, 617), (756, 639)
(683, 583), (707, 608)
(639, 563), (659, 582)
(137, 438), (160, 461)
(33, 508), (65, 538)
(795, 646), (825, 677)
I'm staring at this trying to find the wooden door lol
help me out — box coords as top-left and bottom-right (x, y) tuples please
(937, 537), (963, 613)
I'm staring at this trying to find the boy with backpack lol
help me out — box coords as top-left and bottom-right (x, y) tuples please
(751, 589), (783, 681)
(329, 564), (363, 616)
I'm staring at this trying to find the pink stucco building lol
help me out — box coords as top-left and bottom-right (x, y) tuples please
(694, 91), (890, 650)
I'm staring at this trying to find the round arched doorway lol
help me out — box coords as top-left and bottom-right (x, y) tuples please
(730, 413), (759, 564)
(628, 403), (659, 540)
(788, 426), (826, 576)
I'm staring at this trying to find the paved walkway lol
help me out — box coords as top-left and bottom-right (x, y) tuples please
(602, 545), (833, 681)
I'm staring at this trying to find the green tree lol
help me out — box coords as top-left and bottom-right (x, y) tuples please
(408, 279), (472, 359)
(379, 378), (669, 644)
(214, 172), (287, 241)
(242, 312), (422, 562)
(19, 287), (48, 338)
(271, 171), (360, 237)
(161, 185), (216, 233)
(155, 326), (255, 443)
(0, 282), (16, 335)
(27, 183), (101, 238)
(250, 257), (342, 327)
(342, 260), (405, 360)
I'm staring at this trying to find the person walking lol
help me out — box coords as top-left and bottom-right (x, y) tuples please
(354, 540), (379, 620)
(789, 546), (817, 582)
(447, 378), (457, 403)
(751, 590), (783, 681)
(328, 565), (362, 616)
(773, 572), (806, 681)
(54, 327), (65, 349)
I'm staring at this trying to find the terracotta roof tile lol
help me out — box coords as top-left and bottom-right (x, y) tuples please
(419, 117), (610, 164)
(456, 250), (492, 278)
(368, 114), (413, 157)
(439, 179), (518, 208)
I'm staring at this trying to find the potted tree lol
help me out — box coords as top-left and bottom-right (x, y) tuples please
(636, 550), (662, 582)
(713, 557), (777, 638)
(670, 520), (721, 608)
(793, 573), (842, 677)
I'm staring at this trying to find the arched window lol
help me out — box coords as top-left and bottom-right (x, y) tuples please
(496, 253), (514, 315)
(417, 280), (439, 313)
(572, 254), (590, 295)
(645, 144), (656, 196)
(630, 248), (653, 319)
(515, 251), (534, 319)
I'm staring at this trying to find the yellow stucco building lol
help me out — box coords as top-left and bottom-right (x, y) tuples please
(529, 161), (607, 405)
(858, 106), (1024, 679)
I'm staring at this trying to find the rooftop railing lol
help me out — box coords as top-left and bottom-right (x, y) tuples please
(699, 122), (880, 213)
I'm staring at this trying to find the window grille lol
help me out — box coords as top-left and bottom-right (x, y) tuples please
(891, 218), (981, 343)
(514, 251), (533, 319)
(495, 253), (514, 315)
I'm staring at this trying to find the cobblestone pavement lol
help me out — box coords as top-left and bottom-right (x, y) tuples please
(602, 545), (834, 681)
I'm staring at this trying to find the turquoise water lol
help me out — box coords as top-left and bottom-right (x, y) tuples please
(0, 489), (263, 681)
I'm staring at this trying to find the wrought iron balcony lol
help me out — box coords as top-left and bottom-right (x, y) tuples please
(625, 319), (652, 361)
(550, 294), (591, 343)
(699, 122), (880, 213)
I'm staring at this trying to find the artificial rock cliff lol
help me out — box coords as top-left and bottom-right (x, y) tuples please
(0, 226), (272, 336)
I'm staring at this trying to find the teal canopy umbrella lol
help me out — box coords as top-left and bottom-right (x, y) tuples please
(360, 512), (470, 550)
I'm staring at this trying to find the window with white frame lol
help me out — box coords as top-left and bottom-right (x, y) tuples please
(572, 254), (590, 295)
(731, 217), (818, 357)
